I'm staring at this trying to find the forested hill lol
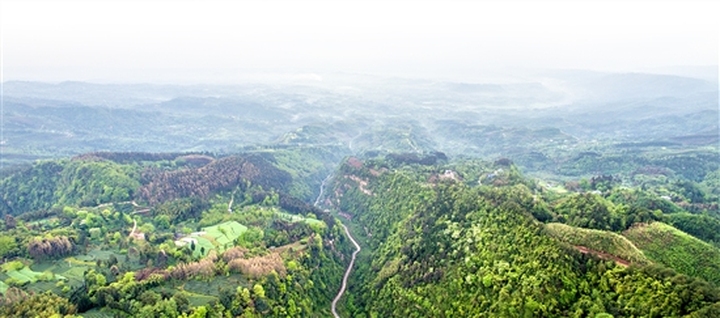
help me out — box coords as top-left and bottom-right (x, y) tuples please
(326, 155), (720, 317)
(0, 148), (343, 217)
(0, 149), (352, 317)
(1, 149), (720, 317)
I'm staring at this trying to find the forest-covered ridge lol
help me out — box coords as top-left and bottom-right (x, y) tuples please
(0, 141), (718, 317)
(324, 154), (720, 317)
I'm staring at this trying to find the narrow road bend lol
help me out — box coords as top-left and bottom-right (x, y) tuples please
(331, 223), (361, 318)
(314, 174), (361, 318)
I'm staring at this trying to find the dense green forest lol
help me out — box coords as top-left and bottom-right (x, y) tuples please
(0, 142), (718, 317)
(326, 154), (720, 317)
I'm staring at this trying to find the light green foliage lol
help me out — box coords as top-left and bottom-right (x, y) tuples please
(55, 159), (141, 207)
(139, 222), (155, 234)
(154, 214), (171, 230)
(198, 202), (243, 227)
(89, 227), (102, 240)
(336, 167), (436, 249)
(545, 222), (649, 265)
(112, 231), (123, 243)
(186, 305), (208, 318)
(0, 233), (19, 255)
(0, 150), (346, 317)
(253, 284), (266, 298)
(624, 222), (720, 286)
(334, 161), (720, 317)
(180, 221), (249, 257)
(203, 221), (248, 248)
(0, 280), (8, 294)
(1, 260), (25, 272)
(5, 267), (65, 285)
(275, 211), (325, 227)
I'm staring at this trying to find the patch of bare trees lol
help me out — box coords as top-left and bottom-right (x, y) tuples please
(222, 246), (248, 262)
(0, 287), (28, 307)
(169, 251), (218, 280)
(228, 253), (286, 278)
(73, 152), (210, 164)
(135, 267), (170, 282)
(27, 236), (74, 260)
(138, 155), (291, 205)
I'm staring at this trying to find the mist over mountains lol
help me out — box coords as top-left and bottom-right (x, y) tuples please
(3, 69), (716, 177)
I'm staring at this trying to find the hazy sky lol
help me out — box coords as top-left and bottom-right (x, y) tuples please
(1, 0), (718, 83)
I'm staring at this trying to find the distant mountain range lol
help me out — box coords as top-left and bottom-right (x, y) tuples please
(2, 70), (717, 174)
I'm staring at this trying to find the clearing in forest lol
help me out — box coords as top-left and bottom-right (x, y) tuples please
(545, 222), (649, 265)
(176, 221), (249, 257)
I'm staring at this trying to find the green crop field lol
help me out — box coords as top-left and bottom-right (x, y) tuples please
(80, 308), (115, 318)
(0, 280), (8, 294)
(276, 211), (325, 227)
(57, 265), (92, 286)
(191, 237), (216, 258)
(185, 292), (218, 308)
(203, 221), (248, 247)
(6, 267), (43, 284)
(181, 221), (250, 257)
(182, 273), (250, 303)
(6, 267), (66, 284)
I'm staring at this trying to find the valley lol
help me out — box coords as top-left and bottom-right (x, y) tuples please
(0, 71), (718, 317)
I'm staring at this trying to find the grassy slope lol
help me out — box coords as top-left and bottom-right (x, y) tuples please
(184, 221), (249, 258)
(624, 222), (720, 286)
(545, 222), (650, 265)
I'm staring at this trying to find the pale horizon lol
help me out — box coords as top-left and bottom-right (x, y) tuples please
(1, 0), (718, 84)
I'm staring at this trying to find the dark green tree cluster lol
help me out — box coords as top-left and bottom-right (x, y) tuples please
(0, 161), (64, 216)
(0, 159), (140, 216)
(665, 212), (720, 246)
(554, 193), (618, 231)
(55, 159), (141, 207)
(607, 187), (682, 214)
(152, 197), (209, 222)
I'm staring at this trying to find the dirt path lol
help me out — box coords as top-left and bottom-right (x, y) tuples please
(348, 132), (363, 152)
(314, 174), (332, 207)
(94, 200), (133, 208)
(129, 219), (137, 238)
(574, 245), (630, 267)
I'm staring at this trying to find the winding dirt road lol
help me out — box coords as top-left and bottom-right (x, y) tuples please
(331, 223), (361, 318)
(129, 219), (137, 237)
(314, 174), (332, 207)
(315, 174), (361, 318)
